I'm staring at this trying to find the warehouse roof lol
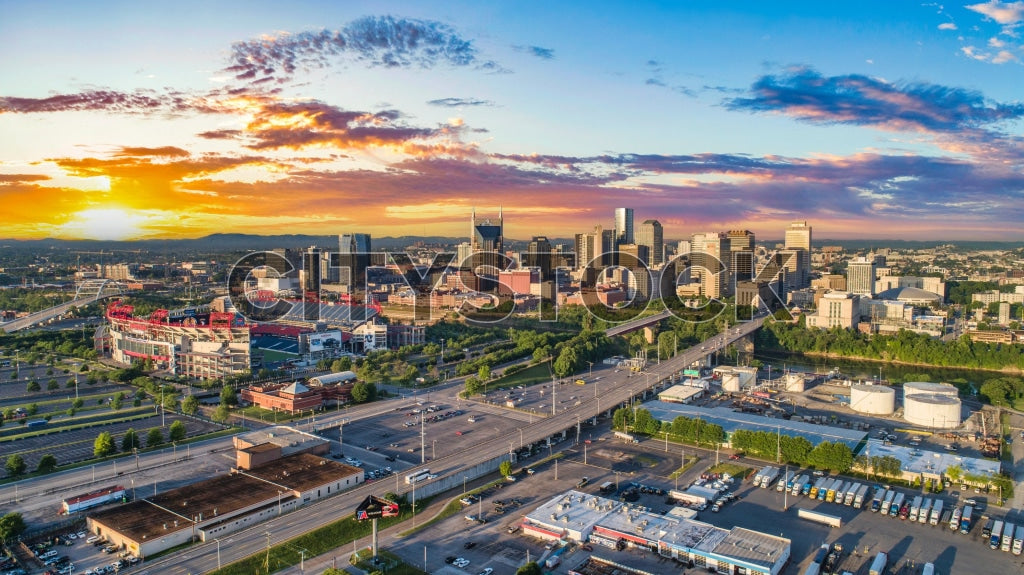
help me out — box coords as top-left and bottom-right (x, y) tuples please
(642, 401), (868, 451)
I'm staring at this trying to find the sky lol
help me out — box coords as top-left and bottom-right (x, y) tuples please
(1, 0), (1023, 242)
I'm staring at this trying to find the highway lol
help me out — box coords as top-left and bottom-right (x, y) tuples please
(131, 315), (765, 574)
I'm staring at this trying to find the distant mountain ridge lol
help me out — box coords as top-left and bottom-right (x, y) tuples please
(0, 234), (1020, 254)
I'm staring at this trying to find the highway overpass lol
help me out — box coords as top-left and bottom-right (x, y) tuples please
(0, 279), (123, 333)
(136, 314), (766, 574)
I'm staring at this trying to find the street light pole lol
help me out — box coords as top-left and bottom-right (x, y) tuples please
(215, 538), (221, 570)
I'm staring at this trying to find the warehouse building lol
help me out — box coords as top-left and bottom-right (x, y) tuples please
(86, 453), (362, 558)
(642, 401), (868, 451)
(522, 490), (790, 575)
(233, 425), (330, 469)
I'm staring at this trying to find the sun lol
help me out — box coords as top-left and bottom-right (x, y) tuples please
(58, 208), (153, 240)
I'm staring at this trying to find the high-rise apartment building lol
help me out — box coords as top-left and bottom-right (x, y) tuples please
(690, 232), (730, 299)
(784, 221), (812, 288)
(847, 256), (877, 296)
(636, 219), (664, 266)
(614, 207), (634, 245)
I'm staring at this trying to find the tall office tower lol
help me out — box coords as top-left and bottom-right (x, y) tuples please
(677, 240), (691, 256)
(597, 225), (616, 267)
(574, 232), (596, 270)
(690, 232), (730, 298)
(636, 219), (664, 266)
(784, 221), (812, 288)
(847, 256), (877, 296)
(727, 230), (756, 282)
(301, 246), (321, 294)
(614, 207), (634, 245)
(524, 236), (554, 279)
(467, 208), (504, 291)
(456, 242), (473, 267)
(338, 233), (372, 288)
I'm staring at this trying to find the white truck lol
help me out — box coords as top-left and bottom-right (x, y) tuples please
(929, 499), (944, 525)
(852, 484), (869, 508)
(879, 490), (895, 514)
(918, 498), (932, 524)
(909, 495), (923, 522)
(778, 470), (795, 492)
(797, 508), (842, 528)
(868, 552), (888, 575)
(759, 467), (780, 489)
(791, 474), (809, 496)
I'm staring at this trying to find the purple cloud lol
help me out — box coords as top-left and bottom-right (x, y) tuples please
(725, 67), (1024, 132)
(225, 16), (501, 83)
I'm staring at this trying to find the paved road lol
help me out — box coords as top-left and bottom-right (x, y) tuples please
(129, 317), (765, 574)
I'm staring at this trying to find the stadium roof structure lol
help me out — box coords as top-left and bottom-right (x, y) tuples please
(642, 401), (869, 451)
(279, 302), (378, 327)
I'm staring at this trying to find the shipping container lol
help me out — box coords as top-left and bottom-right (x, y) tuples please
(868, 552), (888, 575)
(929, 500), (944, 525)
(991, 520), (1004, 549)
(1002, 522), (1015, 552)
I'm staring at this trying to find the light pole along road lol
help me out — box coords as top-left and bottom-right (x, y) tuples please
(137, 315), (766, 574)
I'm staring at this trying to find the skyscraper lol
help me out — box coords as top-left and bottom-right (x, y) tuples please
(614, 208), (634, 245)
(338, 233), (372, 288)
(467, 208), (504, 291)
(690, 232), (730, 299)
(524, 236), (553, 280)
(784, 221), (812, 288)
(847, 256), (877, 296)
(727, 230), (755, 283)
(636, 219), (664, 266)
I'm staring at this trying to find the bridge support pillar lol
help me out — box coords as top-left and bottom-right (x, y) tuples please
(643, 326), (655, 344)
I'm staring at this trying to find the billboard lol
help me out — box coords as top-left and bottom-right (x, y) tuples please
(304, 330), (342, 353)
(355, 495), (399, 521)
(684, 369), (700, 377)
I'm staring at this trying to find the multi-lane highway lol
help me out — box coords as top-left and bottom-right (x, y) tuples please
(132, 315), (765, 574)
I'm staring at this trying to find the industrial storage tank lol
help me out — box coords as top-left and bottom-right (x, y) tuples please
(850, 384), (896, 415)
(784, 373), (805, 392)
(722, 372), (741, 392)
(904, 393), (961, 429)
(903, 381), (959, 399)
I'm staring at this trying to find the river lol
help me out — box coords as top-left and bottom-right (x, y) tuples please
(749, 350), (1009, 391)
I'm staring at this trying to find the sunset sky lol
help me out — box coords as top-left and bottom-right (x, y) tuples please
(2, 1), (1023, 241)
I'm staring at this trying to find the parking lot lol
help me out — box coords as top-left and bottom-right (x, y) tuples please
(22, 530), (141, 575)
(376, 428), (1024, 575)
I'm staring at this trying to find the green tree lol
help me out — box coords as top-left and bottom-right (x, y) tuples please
(93, 431), (116, 457)
(220, 385), (238, 406)
(36, 454), (57, 474)
(806, 441), (853, 473)
(47, 379), (59, 390)
(351, 381), (377, 403)
(0, 511), (27, 541)
(72, 397), (84, 409)
(499, 460), (513, 477)
(26, 380), (40, 392)
(478, 364), (491, 381)
(111, 393), (123, 411)
(5, 454), (27, 476)
(26, 403), (38, 416)
(464, 376), (482, 396)
(181, 395), (199, 416)
(169, 420), (187, 442)
(212, 404), (230, 423)
(516, 562), (543, 575)
(146, 427), (164, 448)
(121, 428), (140, 452)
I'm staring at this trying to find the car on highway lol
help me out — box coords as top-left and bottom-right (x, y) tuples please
(478, 569), (493, 575)
(729, 454), (741, 460)
(464, 541), (477, 549)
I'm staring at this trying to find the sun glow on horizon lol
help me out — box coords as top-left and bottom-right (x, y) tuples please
(56, 208), (158, 240)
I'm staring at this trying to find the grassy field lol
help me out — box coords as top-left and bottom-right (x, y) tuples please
(707, 462), (751, 479)
(489, 361), (552, 389)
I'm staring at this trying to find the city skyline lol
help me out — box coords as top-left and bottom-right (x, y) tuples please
(2, 2), (1024, 241)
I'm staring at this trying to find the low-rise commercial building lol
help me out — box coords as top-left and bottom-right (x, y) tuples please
(87, 454), (362, 558)
(522, 490), (790, 575)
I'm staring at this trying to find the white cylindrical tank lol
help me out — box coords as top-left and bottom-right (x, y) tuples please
(903, 381), (958, 399)
(850, 384), (896, 415)
(904, 393), (961, 429)
(722, 373), (741, 392)
(784, 373), (805, 392)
